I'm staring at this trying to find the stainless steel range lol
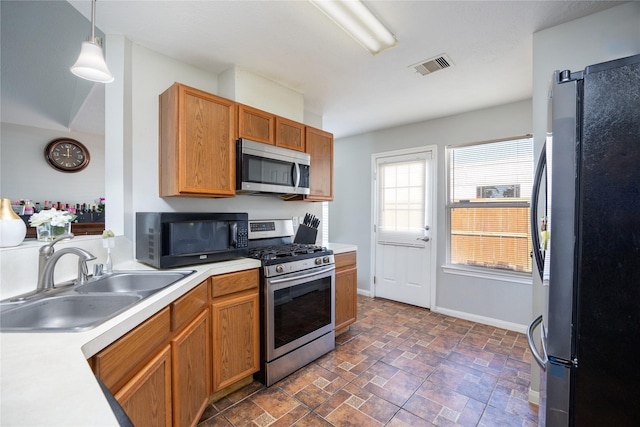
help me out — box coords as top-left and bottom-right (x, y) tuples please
(248, 219), (335, 387)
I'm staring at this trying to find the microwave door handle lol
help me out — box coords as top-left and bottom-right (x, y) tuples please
(293, 163), (300, 190)
(229, 222), (238, 248)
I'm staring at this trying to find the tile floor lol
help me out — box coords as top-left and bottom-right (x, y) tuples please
(198, 295), (539, 426)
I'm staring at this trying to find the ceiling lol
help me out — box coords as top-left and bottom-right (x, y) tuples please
(2, 1), (625, 139)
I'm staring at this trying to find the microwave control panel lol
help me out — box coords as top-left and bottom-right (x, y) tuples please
(236, 222), (249, 248)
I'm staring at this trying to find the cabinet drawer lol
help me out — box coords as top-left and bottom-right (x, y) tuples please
(211, 269), (259, 298)
(172, 280), (208, 331)
(94, 306), (171, 392)
(335, 251), (357, 270)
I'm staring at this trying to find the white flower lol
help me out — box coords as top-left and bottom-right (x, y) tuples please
(29, 209), (76, 227)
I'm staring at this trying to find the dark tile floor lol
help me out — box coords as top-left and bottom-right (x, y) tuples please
(198, 295), (538, 426)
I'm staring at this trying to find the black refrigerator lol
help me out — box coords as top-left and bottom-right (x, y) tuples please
(528, 53), (640, 426)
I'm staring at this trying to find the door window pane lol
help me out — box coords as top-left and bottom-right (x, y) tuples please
(379, 159), (425, 234)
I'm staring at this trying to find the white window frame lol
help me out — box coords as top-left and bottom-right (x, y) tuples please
(444, 135), (533, 282)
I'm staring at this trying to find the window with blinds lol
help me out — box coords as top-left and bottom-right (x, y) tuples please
(446, 136), (533, 273)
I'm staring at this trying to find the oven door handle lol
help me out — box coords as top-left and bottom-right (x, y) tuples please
(269, 266), (335, 284)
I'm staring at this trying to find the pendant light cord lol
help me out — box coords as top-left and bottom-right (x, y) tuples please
(90, 0), (96, 44)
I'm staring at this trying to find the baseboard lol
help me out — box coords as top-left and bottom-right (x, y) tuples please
(528, 387), (540, 405)
(431, 305), (527, 334)
(356, 288), (372, 297)
(354, 293), (527, 334)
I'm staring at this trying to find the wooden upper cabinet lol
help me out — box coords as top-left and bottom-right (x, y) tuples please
(159, 83), (236, 198)
(305, 126), (334, 201)
(276, 116), (305, 152)
(237, 104), (275, 145)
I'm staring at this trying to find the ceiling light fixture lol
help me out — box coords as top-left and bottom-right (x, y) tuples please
(70, 0), (114, 83)
(309, 0), (398, 55)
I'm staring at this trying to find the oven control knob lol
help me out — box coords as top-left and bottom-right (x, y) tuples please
(315, 258), (322, 265)
(276, 265), (285, 273)
(323, 256), (330, 264)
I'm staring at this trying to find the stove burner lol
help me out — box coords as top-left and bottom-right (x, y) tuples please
(249, 243), (329, 262)
(249, 243), (327, 260)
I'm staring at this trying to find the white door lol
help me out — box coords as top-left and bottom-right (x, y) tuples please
(373, 147), (436, 309)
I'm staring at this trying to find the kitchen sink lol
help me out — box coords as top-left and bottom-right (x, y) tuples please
(0, 294), (142, 332)
(0, 270), (194, 332)
(75, 271), (190, 297)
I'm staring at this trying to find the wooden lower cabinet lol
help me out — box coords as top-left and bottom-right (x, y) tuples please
(210, 270), (260, 393)
(115, 345), (173, 427)
(171, 310), (210, 427)
(92, 282), (209, 427)
(92, 272), (260, 426)
(335, 251), (357, 331)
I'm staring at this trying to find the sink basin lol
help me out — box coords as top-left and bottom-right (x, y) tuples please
(75, 271), (190, 297)
(0, 270), (194, 332)
(0, 294), (142, 332)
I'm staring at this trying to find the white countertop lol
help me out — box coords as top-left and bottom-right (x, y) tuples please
(0, 242), (357, 426)
(326, 242), (357, 254)
(0, 257), (261, 426)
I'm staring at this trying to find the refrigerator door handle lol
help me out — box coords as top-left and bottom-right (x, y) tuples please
(531, 144), (547, 280)
(527, 314), (548, 370)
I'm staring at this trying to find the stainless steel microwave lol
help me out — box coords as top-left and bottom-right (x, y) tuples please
(236, 138), (310, 195)
(136, 212), (248, 268)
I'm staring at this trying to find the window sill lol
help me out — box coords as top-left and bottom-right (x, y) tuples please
(441, 264), (532, 285)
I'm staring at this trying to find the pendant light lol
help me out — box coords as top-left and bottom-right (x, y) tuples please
(70, 0), (114, 83)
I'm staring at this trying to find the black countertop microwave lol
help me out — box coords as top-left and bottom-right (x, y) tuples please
(136, 212), (248, 268)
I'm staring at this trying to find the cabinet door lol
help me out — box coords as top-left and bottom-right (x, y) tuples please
(171, 310), (210, 427)
(115, 345), (172, 427)
(305, 127), (334, 201)
(160, 83), (236, 197)
(335, 265), (357, 330)
(93, 307), (171, 392)
(238, 104), (274, 145)
(211, 291), (260, 392)
(276, 116), (305, 152)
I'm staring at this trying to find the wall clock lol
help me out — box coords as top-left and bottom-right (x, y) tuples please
(44, 138), (90, 173)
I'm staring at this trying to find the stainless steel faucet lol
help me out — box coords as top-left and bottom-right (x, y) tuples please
(36, 233), (96, 291)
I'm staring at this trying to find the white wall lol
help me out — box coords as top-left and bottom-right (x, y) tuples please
(332, 99), (533, 329)
(109, 44), (323, 245)
(528, 1), (640, 400)
(219, 66), (305, 122)
(0, 123), (104, 205)
(0, 43), (325, 300)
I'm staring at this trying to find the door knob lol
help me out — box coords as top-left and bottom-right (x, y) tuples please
(417, 237), (430, 242)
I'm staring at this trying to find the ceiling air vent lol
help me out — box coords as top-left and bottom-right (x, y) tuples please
(410, 54), (454, 76)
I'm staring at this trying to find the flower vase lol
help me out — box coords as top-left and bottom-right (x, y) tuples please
(36, 222), (71, 242)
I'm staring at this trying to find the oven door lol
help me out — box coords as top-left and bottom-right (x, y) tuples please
(265, 265), (335, 361)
